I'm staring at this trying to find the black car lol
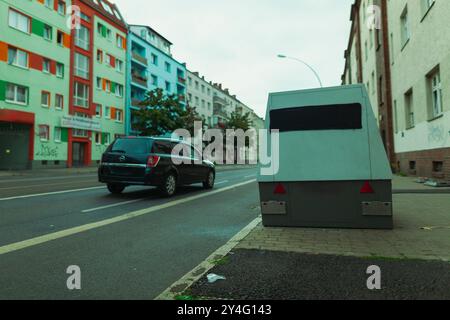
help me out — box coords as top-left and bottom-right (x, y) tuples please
(98, 137), (215, 197)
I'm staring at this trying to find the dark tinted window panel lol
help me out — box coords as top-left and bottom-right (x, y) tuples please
(152, 141), (173, 155)
(110, 139), (150, 154)
(270, 103), (362, 132)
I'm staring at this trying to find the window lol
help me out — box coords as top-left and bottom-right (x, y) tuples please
(165, 62), (171, 73)
(151, 53), (158, 65)
(8, 47), (28, 68)
(104, 133), (110, 145)
(8, 9), (30, 34)
(55, 94), (63, 110)
(41, 91), (50, 107)
(116, 59), (123, 72)
(390, 33), (394, 64)
(97, 50), (103, 63)
(433, 161), (443, 173)
(371, 72), (375, 95)
(393, 100), (398, 133)
(54, 127), (62, 142)
(270, 104), (363, 132)
(96, 77), (102, 90)
(95, 104), (102, 117)
(41, 58), (50, 73)
(116, 35), (125, 49)
(57, 1), (66, 15)
(405, 89), (414, 129)
(106, 29), (112, 40)
(105, 80), (111, 93)
(195, 81), (199, 90)
(151, 75), (158, 86)
(39, 125), (50, 141)
(115, 84), (123, 97)
(429, 69), (443, 118)
(44, 25), (52, 40)
(56, 63), (64, 78)
(400, 6), (410, 47)
(75, 25), (89, 50)
(207, 88), (211, 96)
(57, 31), (64, 46)
(195, 96), (199, 106)
(201, 85), (205, 93)
(73, 82), (89, 107)
(115, 110), (123, 122)
(202, 100), (205, 108)
(6, 83), (28, 105)
(105, 106), (111, 119)
(165, 81), (171, 92)
(44, 0), (53, 8)
(74, 53), (90, 79)
(95, 132), (102, 145)
(105, 54), (111, 65)
(422, 0), (435, 16)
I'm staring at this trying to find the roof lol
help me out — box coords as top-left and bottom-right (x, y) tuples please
(79, 0), (128, 30)
(129, 24), (173, 45)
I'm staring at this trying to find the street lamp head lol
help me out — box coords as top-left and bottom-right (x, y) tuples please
(277, 54), (287, 59)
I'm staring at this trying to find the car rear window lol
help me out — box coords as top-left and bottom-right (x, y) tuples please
(270, 103), (362, 132)
(110, 138), (150, 154)
(152, 140), (173, 155)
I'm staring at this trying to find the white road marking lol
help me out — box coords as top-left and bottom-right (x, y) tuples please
(82, 199), (145, 213)
(0, 179), (257, 256)
(245, 174), (257, 178)
(215, 180), (229, 185)
(0, 186), (104, 202)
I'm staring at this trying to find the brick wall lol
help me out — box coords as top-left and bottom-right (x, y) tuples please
(397, 147), (450, 181)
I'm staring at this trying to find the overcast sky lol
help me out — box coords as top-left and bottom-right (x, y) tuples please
(113, 0), (354, 118)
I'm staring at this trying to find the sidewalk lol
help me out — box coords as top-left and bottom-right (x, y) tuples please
(160, 175), (450, 300)
(0, 164), (257, 178)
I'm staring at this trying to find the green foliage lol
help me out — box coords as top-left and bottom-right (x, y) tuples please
(133, 88), (202, 136)
(226, 111), (253, 131)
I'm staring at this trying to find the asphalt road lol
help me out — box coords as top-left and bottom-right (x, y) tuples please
(190, 249), (450, 300)
(0, 167), (260, 299)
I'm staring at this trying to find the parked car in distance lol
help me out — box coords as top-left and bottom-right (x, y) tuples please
(98, 137), (215, 197)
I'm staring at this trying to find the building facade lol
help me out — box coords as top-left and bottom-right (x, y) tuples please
(69, 0), (127, 167)
(0, 0), (72, 170)
(342, 0), (450, 180)
(388, 0), (450, 180)
(186, 71), (214, 127)
(342, 0), (395, 167)
(126, 25), (187, 135)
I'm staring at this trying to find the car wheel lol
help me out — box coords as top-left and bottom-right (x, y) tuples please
(203, 171), (215, 189)
(107, 183), (125, 194)
(160, 173), (177, 197)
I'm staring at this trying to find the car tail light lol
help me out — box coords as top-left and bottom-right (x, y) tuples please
(147, 155), (160, 168)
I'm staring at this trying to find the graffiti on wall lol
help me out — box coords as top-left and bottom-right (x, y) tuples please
(35, 144), (60, 158)
(427, 123), (448, 146)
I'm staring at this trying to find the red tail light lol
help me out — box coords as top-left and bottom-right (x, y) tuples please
(360, 181), (375, 194)
(274, 183), (287, 195)
(147, 155), (160, 168)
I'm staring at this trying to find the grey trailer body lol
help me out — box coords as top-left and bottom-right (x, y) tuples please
(258, 85), (393, 229)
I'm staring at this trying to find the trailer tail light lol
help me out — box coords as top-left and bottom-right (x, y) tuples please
(274, 183), (287, 195)
(360, 181), (375, 194)
(147, 155), (160, 168)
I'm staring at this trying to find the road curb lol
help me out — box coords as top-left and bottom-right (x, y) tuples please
(155, 216), (262, 300)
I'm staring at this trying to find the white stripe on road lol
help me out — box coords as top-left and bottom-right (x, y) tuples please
(245, 174), (257, 178)
(0, 179), (257, 256)
(82, 199), (145, 213)
(0, 186), (104, 202)
(215, 180), (229, 185)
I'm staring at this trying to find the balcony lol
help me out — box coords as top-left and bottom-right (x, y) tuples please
(132, 73), (148, 88)
(177, 76), (186, 85)
(132, 51), (148, 66)
(131, 98), (144, 107)
(213, 105), (228, 119)
(178, 95), (186, 102)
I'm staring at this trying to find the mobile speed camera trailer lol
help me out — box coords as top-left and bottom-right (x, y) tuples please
(258, 85), (393, 229)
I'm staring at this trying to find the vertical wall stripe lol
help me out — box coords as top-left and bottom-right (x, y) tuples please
(0, 42), (8, 62)
(0, 80), (6, 101)
(31, 18), (45, 37)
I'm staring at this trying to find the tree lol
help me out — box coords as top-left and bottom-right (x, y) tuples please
(226, 111), (253, 131)
(133, 88), (201, 136)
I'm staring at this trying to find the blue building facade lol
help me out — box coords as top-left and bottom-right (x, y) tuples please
(126, 25), (187, 135)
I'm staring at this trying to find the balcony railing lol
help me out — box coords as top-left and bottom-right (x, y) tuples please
(178, 95), (186, 102)
(132, 74), (148, 87)
(131, 98), (144, 107)
(177, 77), (186, 84)
(132, 52), (148, 66)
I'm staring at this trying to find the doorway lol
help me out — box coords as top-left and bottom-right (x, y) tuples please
(72, 142), (86, 167)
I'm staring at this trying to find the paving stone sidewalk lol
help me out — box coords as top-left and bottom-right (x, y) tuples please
(236, 176), (450, 261)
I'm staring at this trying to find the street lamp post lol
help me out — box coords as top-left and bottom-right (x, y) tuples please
(277, 54), (323, 88)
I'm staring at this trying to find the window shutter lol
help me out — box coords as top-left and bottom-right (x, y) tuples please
(32, 18), (45, 37)
(101, 25), (107, 37)
(111, 107), (116, 120)
(111, 82), (116, 93)
(0, 80), (6, 101)
(61, 128), (68, 142)
(0, 42), (7, 62)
